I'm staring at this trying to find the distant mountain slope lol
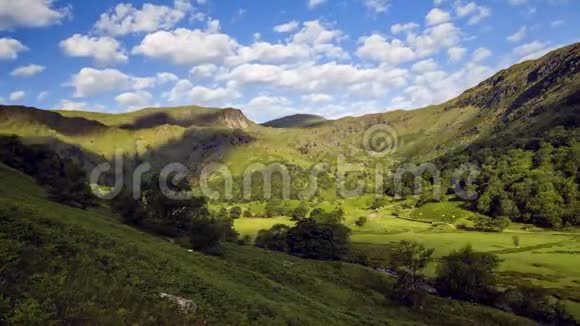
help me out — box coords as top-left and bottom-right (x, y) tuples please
(262, 114), (328, 128)
(57, 106), (253, 130)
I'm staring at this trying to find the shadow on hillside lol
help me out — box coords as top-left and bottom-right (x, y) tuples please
(16, 126), (256, 187)
(0, 105), (108, 137)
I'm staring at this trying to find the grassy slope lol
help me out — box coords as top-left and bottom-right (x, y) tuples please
(262, 114), (329, 128)
(0, 163), (533, 325)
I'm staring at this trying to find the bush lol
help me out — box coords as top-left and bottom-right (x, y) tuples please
(229, 206), (242, 219)
(190, 216), (223, 255)
(496, 286), (575, 324)
(255, 224), (290, 251)
(286, 219), (350, 260)
(435, 245), (501, 304)
(473, 215), (511, 232)
(355, 216), (368, 227)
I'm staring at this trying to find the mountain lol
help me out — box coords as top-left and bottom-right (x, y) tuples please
(262, 114), (329, 128)
(0, 43), (579, 177)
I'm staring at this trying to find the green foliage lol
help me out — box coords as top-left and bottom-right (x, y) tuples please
(190, 215), (223, 255)
(291, 203), (309, 221)
(497, 286), (576, 324)
(389, 241), (434, 308)
(355, 216), (368, 227)
(309, 207), (345, 224)
(255, 224), (291, 252)
(473, 215), (511, 232)
(369, 196), (387, 210)
(286, 219), (351, 260)
(436, 245), (501, 304)
(0, 135), (96, 209)
(229, 206), (242, 219)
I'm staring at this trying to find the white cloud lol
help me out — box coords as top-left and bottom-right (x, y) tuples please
(190, 64), (218, 77)
(290, 20), (349, 59)
(308, 0), (326, 9)
(274, 21), (299, 33)
(0, 38), (27, 60)
(356, 35), (415, 65)
(132, 26), (239, 65)
(37, 91), (49, 101)
(426, 8), (451, 26)
(364, 0), (390, 13)
(513, 40), (551, 62)
(70, 68), (131, 98)
(115, 91), (153, 111)
(411, 59), (439, 73)
(230, 42), (310, 65)
(507, 26), (527, 43)
(165, 79), (240, 106)
(0, 0), (69, 30)
(409, 22), (461, 57)
(391, 22), (419, 35)
(508, 0), (527, 5)
(9, 91), (25, 102)
(157, 72), (178, 84)
(223, 62), (408, 98)
(448, 47), (467, 62)
(246, 95), (291, 110)
(94, 0), (196, 36)
(68, 68), (169, 98)
(54, 99), (90, 111)
(472, 47), (492, 62)
(455, 1), (491, 25)
(10, 64), (45, 77)
(302, 93), (333, 103)
(60, 34), (128, 65)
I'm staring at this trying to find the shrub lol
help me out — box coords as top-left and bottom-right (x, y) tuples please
(435, 245), (501, 304)
(355, 216), (368, 227)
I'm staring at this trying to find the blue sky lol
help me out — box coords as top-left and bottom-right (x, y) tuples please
(0, 0), (578, 122)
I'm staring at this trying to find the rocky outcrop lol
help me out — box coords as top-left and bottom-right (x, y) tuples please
(159, 293), (197, 314)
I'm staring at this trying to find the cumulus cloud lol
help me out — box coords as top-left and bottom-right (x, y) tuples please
(274, 21), (299, 33)
(68, 68), (171, 98)
(408, 22), (461, 57)
(364, 0), (390, 13)
(60, 34), (128, 65)
(165, 79), (240, 106)
(391, 22), (419, 35)
(448, 47), (467, 62)
(9, 91), (25, 102)
(0, 0), (69, 30)
(512, 40), (552, 62)
(0, 38), (27, 60)
(115, 91), (153, 111)
(411, 59), (439, 73)
(132, 26), (239, 65)
(302, 93), (333, 103)
(190, 64), (218, 78)
(10, 64), (45, 77)
(356, 35), (415, 65)
(426, 8), (451, 26)
(455, 1), (491, 25)
(472, 47), (492, 62)
(54, 99), (90, 111)
(94, 0), (197, 36)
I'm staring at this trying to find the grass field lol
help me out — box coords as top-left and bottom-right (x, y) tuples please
(222, 195), (580, 320)
(0, 163), (536, 325)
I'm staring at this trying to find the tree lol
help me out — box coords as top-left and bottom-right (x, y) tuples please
(291, 204), (309, 221)
(286, 219), (351, 260)
(512, 235), (520, 248)
(355, 216), (368, 227)
(474, 215), (511, 232)
(190, 216), (223, 255)
(497, 286), (575, 324)
(369, 196), (387, 210)
(389, 241), (434, 308)
(229, 206), (242, 219)
(255, 224), (290, 252)
(112, 191), (146, 226)
(243, 209), (253, 218)
(435, 245), (501, 303)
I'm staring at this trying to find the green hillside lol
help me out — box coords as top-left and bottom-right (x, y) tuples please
(262, 114), (329, 128)
(0, 163), (534, 325)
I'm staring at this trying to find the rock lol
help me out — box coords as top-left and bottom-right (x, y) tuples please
(160, 293), (197, 314)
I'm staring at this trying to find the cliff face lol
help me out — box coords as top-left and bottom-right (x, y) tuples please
(217, 108), (251, 129)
